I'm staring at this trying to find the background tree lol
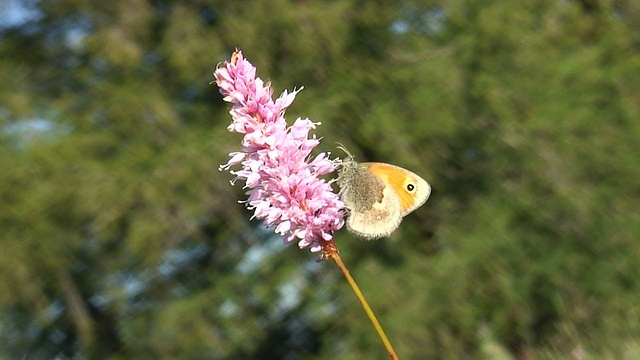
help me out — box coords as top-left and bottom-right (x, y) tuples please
(1, 0), (639, 359)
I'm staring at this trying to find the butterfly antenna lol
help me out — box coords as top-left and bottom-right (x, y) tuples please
(335, 142), (355, 160)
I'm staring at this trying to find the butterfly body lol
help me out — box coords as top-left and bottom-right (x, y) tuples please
(338, 157), (431, 239)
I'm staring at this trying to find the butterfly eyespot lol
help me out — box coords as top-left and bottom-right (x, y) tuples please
(406, 183), (415, 192)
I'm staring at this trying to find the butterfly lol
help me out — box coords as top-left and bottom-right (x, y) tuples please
(337, 148), (431, 239)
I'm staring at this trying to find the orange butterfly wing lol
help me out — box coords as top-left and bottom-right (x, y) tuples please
(365, 163), (431, 215)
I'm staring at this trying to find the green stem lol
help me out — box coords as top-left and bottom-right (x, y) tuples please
(329, 250), (399, 360)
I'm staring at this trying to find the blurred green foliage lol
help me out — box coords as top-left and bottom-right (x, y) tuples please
(1, 0), (639, 359)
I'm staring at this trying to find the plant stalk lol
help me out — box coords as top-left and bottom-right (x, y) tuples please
(325, 243), (399, 360)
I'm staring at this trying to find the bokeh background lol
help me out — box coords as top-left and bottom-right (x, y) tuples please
(1, 0), (639, 359)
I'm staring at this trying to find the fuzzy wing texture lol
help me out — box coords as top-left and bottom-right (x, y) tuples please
(338, 160), (403, 239)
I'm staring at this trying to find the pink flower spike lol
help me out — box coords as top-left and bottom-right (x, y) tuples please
(214, 50), (345, 256)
